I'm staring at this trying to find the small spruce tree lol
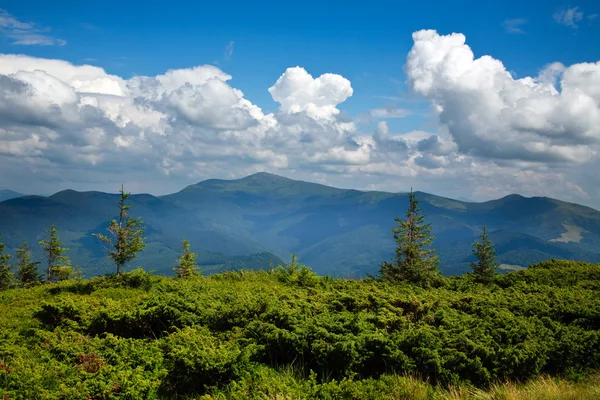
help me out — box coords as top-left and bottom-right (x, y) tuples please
(15, 241), (40, 287)
(39, 224), (72, 282)
(174, 239), (199, 278)
(0, 234), (13, 290)
(380, 189), (441, 286)
(471, 226), (498, 283)
(94, 185), (146, 275)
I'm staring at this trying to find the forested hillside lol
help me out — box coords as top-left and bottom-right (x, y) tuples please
(1, 173), (600, 277)
(1, 260), (599, 399)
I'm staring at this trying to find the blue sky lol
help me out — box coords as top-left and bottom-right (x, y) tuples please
(3, 0), (599, 130)
(0, 1), (599, 206)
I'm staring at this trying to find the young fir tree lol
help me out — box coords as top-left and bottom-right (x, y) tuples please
(15, 241), (40, 287)
(380, 189), (441, 286)
(39, 224), (73, 282)
(471, 226), (498, 283)
(174, 239), (199, 278)
(0, 234), (13, 290)
(94, 185), (146, 275)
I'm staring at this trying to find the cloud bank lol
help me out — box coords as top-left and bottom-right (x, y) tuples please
(0, 29), (599, 207)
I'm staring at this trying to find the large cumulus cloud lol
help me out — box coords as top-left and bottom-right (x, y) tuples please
(405, 30), (600, 163)
(0, 36), (599, 208)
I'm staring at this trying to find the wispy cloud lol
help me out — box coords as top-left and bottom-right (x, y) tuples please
(373, 95), (404, 102)
(370, 107), (412, 119)
(588, 13), (599, 21)
(79, 22), (96, 31)
(502, 18), (527, 34)
(553, 6), (584, 28)
(224, 41), (235, 61)
(0, 8), (65, 45)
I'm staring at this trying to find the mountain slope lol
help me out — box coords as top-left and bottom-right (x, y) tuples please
(0, 189), (281, 276)
(1, 173), (599, 277)
(0, 189), (24, 202)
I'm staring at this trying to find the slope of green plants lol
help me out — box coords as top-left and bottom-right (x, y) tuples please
(1, 260), (599, 399)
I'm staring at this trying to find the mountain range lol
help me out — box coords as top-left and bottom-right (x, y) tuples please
(1, 172), (599, 277)
(0, 190), (25, 203)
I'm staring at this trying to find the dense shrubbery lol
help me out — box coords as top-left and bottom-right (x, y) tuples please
(0, 260), (599, 399)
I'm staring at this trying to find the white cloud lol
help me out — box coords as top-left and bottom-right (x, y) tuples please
(268, 67), (353, 121)
(224, 41), (234, 61)
(405, 29), (600, 164)
(553, 7), (584, 28)
(0, 8), (65, 46)
(0, 42), (599, 209)
(502, 18), (527, 34)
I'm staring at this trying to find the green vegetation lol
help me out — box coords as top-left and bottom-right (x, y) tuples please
(174, 239), (200, 278)
(39, 224), (73, 282)
(14, 242), (40, 287)
(0, 260), (599, 398)
(0, 235), (12, 290)
(93, 186), (146, 275)
(1, 183), (599, 398)
(470, 226), (498, 283)
(380, 189), (441, 286)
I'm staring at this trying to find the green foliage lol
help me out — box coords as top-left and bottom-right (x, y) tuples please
(161, 326), (252, 395)
(14, 241), (40, 287)
(0, 234), (12, 290)
(174, 239), (199, 278)
(1, 260), (600, 399)
(39, 224), (73, 282)
(93, 185), (146, 275)
(273, 254), (320, 287)
(470, 226), (498, 283)
(381, 189), (441, 286)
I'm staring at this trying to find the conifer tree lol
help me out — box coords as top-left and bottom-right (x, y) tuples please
(94, 185), (146, 275)
(380, 189), (441, 286)
(0, 234), (12, 290)
(39, 224), (72, 282)
(15, 241), (40, 287)
(174, 239), (199, 278)
(471, 226), (498, 283)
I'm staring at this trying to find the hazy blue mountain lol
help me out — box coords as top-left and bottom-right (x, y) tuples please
(1, 172), (599, 277)
(0, 189), (24, 202)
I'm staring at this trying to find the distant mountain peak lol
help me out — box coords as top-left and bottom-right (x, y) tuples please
(0, 189), (25, 202)
(501, 194), (526, 201)
(244, 172), (293, 183)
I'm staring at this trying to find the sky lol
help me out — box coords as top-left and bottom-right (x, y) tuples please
(0, 0), (599, 208)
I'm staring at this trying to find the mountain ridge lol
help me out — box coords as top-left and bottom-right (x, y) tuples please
(1, 173), (599, 277)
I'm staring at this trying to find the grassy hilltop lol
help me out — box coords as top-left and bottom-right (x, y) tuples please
(1, 259), (599, 399)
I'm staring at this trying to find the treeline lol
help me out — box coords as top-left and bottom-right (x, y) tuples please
(1, 186), (503, 289)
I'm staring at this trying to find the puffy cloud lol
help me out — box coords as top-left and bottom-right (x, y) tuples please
(0, 42), (599, 209)
(405, 29), (600, 164)
(268, 67), (353, 120)
(0, 54), (125, 95)
(0, 55), (364, 194)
